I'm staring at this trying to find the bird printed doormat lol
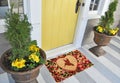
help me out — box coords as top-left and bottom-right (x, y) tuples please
(45, 50), (93, 82)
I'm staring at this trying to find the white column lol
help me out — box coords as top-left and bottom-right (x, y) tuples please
(98, 0), (110, 15)
(24, 0), (42, 47)
(74, 0), (91, 48)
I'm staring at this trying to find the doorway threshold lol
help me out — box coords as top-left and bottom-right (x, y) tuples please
(46, 44), (79, 59)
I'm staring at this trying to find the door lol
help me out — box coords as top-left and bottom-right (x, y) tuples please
(42, 0), (79, 50)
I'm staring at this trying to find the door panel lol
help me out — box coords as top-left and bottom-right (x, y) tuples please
(42, 0), (79, 50)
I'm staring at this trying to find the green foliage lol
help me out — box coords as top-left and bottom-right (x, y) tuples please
(3, 5), (46, 72)
(5, 5), (32, 61)
(98, 0), (118, 34)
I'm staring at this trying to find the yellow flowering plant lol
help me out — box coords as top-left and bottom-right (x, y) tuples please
(3, 5), (45, 72)
(95, 0), (119, 36)
(96, 26), (119, 36)
(10, 41), (45, 71)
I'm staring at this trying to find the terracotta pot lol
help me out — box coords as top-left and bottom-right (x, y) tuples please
(0, 49), (46, 83)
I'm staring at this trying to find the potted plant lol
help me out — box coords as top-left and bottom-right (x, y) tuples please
(89, 0), (119, 57)
(0, 5), (46, 83)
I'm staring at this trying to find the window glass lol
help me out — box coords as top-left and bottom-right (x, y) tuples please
(89, 0), (100, 11)
(10, 0), (24, 14)
(0, 0), (24, 19)
(0, 0), (8, 6)
(89, 0), (94, 10)
(93, 0), (100, 10)
(0, 0), (8, 19)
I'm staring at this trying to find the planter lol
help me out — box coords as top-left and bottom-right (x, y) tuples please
(89, 0), (118, 57)
(89, 31), (113, 57)
(0, 49), (46, 83)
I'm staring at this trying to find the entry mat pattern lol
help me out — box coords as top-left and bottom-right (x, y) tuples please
(45, 50), (93, 82)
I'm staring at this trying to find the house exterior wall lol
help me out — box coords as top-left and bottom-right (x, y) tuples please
(0, 19), (6, 33)
(82, 19), (99, 45)
(113, 0), (120, 28)
(115, 0), (120, 36)
(118, 21), (120, 36)
(82, 0), (120, 45)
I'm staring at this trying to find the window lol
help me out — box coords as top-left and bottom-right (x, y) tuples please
(88, 0), (105, 19)
(89, 0), (100, 11)
(0, 0), (8, 6)
(0, 0), (8, 19)
(0, 0), (24, 19)
(10, 0), (24, 14)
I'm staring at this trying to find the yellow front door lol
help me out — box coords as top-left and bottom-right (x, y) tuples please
(42, 0), (79, 50)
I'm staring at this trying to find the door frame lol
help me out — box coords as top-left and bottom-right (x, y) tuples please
(45, 0), (91, 59)
(23, 0), (91, 59)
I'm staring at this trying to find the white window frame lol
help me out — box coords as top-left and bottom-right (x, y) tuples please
(88, 0), (111, 19)
(89, 0), (100, 11)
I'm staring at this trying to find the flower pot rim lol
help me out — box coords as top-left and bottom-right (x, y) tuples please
(0, 48), (46, 75)
(93, 26), (118, 36)
(94, 30), (114, 37)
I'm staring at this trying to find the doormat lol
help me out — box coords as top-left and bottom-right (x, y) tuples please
(45, 50), (93, 82)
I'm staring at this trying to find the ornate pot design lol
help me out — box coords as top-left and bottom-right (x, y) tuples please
(89, 31), (113, 57)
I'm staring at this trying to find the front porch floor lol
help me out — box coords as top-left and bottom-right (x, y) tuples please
(0, 35), (120, 83)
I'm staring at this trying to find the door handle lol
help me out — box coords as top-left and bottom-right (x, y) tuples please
(75, 0), (81, 13)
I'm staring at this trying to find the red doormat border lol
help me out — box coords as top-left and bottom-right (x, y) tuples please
(45, 50), (93, 82)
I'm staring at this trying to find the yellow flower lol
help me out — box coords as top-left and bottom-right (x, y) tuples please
(109, 28), (119, 35)
(12, 58), (26, 68)
(97, 26), (104, 33)
(29, 45), (36, 51)
(114, 27), (119, 33)
(29, 53), (40, 63)
(108, 28), (119, 35)
(29, 45), (39, 52)
(109, 29), (116, 35)
(34, 47), (39, 52)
